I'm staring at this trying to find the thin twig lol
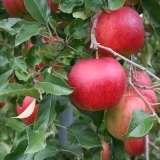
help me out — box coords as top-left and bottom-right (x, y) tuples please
(145, 135), (149, 160)
(149, 141), (160, 151)
(130, 83), (160, 122)
(97, 44), (160, 82)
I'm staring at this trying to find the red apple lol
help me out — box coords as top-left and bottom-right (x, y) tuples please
(16, 96), (39, 125)
(95, 7), (144, 57)
(125, 70), (158, 113)
(35, 61), (46, 72)
(101, 141), (110, 160)
(47, 0), (59, 12)
(104, 94), (148, 140)
(123, 137), (145, 156)
(0, 102), (5, 108)
(2, 0), (34, 20)
(68, 57), (126, 111)
(25, 40), (33, 52)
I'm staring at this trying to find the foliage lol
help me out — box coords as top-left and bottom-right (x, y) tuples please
(0, 0), (160, 160)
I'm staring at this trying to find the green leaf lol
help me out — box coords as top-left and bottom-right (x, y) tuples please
(37, 43), (64, 63)
(24, 0), (51, 23)
(123, 109), (154, 138)
(65, 19), (89, 39)
(25, 128), (52, 154)
(141, 40), (153, 67)
(35, 71), (74, 95)
(0, 18), (22, 35)
(73, 10), (93, 20)
(85, 0), (103, 11)
(0, 144), (7, 160)
(9, 57), (28, 72)
(34, 145), (60, 160)
(34, 94), (58, 131)
(78, 109), (104, 127)
(108, 0), (125, 10)
(59, 0), (84, 13)
(15, 23), (43, 46)
(6, 118), (26, 133)
(11, 129), (28, 152)
(0, 83), (39, 99)
(67, 122), (101, 148)
(15, 69), (32, 81)
(0, 70), (12, 88)
(25, 46), (41, 68)
(4, 140), (35, 160)
(83, 147), (102, 160)
(141, 0), (160, 36)
(48, 17), (62, 32)
(112, 138), (125, 160)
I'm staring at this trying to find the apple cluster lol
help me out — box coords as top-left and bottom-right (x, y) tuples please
(2, 0), (157, 158)
(68, 6), (156, 158)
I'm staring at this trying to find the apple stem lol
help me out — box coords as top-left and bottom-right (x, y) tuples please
(145, 135), (149, 160)
(96, 49), (99, 59)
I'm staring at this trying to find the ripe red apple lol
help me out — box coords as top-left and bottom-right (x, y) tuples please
(68, 57), (126, 111)
(101, 141), (110, 160)
(125, 70), (158, 113)
(16, 96), (39, 125)
(104, 94), (148, 140)
(95, 7), (144, 57)
(2, 0), (34, 20)
(47, 0), (59, 12)
(0, 102), (5, 108)
(123, 137), (145, 156)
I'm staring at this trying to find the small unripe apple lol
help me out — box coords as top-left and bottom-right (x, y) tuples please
(104, 93), (148, 140)
(16, 96), (39, 125)
(123, 137), (145, 156)
(101, 141), (110, 160)
(95, 7), (144, 57)
(68, 57), (126, 111)
(0, 102), (5, 108)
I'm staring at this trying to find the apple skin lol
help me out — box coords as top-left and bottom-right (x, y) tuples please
(123, 137), (145, 156)
(16, 96), (39, 125)
(104, 94), (147, 140)
(47, 0), (59, 12)
(125, 70), (158, 113)
(68, 57), (126, 111)
(95, 7), (144, 57)
(2, 0), (34, 20)
(0, 102), (5, 108)
(25, 40), (33, 52)
(35, 61), (46, 72)
(101, 141), (110, 160)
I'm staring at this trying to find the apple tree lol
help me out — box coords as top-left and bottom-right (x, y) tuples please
(0, 0), (160, 160)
